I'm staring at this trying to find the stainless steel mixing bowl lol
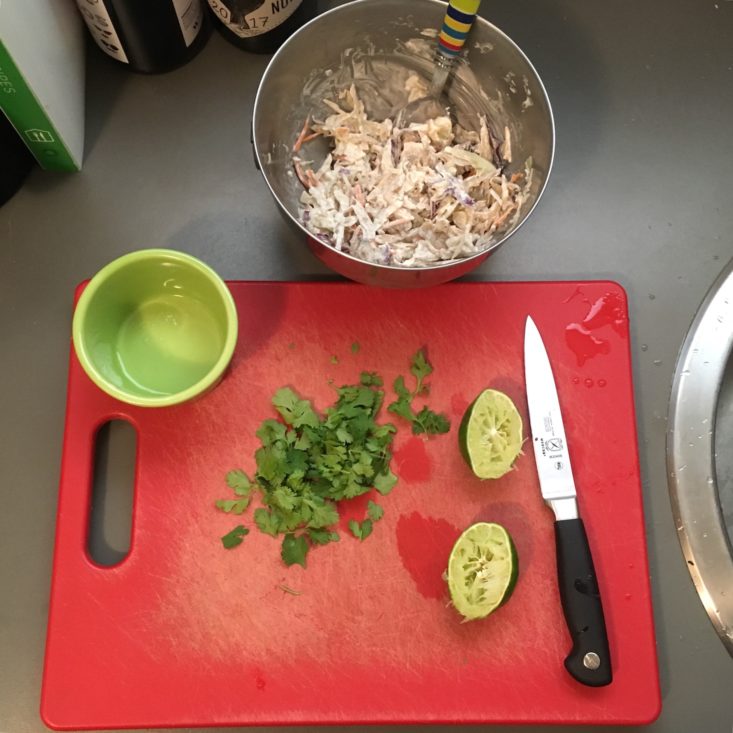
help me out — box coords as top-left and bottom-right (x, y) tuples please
(253, 0), (555, 287)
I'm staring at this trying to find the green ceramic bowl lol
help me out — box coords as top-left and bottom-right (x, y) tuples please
(72, 249), (238, 407)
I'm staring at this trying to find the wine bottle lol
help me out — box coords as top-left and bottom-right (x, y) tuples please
(207, 0), (316, 54)
(75, 0), (211, 74)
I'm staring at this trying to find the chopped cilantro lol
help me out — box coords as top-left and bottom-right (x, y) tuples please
(221, 525), (249, 549)
(272, 388), (320, 428)
(226, 469), (252, 496)
(412, 406), (451, 435)
(215, 346), (448, 567)
(349, 518), (373, 541)
(373, 469), (398, 495)
(351, 342), (360, 354)
(281, 533), (309, 567)
(367, 500), (384, 522)
(216, 375), (397, 566)
(410, 348), (433, 395)
(387, 349), (451, 436)
(308, 528), (340, 545)
(360, 371), (383, 387)
(330, 355), (339, 364)
(215, 498), (250, 515)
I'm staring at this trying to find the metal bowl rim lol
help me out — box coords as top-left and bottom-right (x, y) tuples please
(667, 255), (733, 655)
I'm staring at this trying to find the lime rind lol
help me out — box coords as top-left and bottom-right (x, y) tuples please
(459, 389), (523, 479)
(447, 522), (518, 621)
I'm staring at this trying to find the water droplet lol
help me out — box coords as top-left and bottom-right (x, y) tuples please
(703, 533), (708, 539)
(624, 593), (632, 600)
(628, 563), (634, 569)
(653, 359), (662, 366)
(670, 471), (676, 478)
(707, 477), (714, 485)
(681, 369), (691, 375)
(584, 378), (594, 388)
(679, 464), (687, 471)
(688, 442), (694, 448)
(641, 344), (648, 351)
(648, 294), (656, 300)
(598, 378), (607, 387)
(702, 418), (709, 424)
(572, 376), (580, 385)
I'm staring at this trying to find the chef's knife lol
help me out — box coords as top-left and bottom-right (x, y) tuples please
(524, 316), (612, 687)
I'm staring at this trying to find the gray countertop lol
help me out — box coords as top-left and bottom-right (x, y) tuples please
(1, 0), (732, 731)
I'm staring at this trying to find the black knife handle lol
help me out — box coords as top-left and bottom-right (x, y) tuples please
(555, 518), (613, 687)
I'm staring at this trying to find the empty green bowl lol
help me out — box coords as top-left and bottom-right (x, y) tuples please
(72, 249), (238, 407)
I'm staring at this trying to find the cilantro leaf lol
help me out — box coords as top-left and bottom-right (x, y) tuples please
(254, 444), (288, 485)
(330, 355), (339, 365)
(308, 528), (340, 545)
(360, 521), (373, 539)
(256, 419), (287, 446)
(272, 388), (320, 428)
(215, 498), (250, 515)
(388, 352), (451, 436)
(221, 525), (249, 549)
(360, 371), (383, 387)
(271, 486), (298, 513)
(226, 469), (252, 496)
(336, 425), (353, 443)
(387, 398), (414, 423)
(281, 533), (309, 567)
(393, 375), (412, 400)
(373, 469), (398, 495)
(412, 407), (451, 435)
(410, 349), (433, 394)
(305, 496), (339, 528)
(351, 342), (360, 354)
(367, 500), (384, 522)
(254, 507), (280, 536)
(349, 518), (373, 541)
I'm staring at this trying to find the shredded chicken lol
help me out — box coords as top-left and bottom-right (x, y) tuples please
(294, 83), (532, 267)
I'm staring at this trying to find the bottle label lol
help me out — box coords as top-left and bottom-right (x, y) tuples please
(74, 0), (129, 63)
(172, 0), (205, 47)
(207, 0), (303, 38)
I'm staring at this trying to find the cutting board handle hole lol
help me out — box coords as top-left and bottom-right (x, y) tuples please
(87, 419), (137, 567)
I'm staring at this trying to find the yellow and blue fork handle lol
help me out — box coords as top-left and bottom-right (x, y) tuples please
(438, 0), (482, 57)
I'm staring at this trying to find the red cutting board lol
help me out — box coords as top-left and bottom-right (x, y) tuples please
(42, 281), (660, 729)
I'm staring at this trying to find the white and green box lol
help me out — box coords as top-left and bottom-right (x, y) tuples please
(0, 0), (85, 171)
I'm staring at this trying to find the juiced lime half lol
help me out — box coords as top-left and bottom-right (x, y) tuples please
(459, 388), (523, 479)
(447, 522), (518, 621)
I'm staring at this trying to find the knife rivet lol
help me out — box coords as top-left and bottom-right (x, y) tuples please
(583, 652), (601, 670)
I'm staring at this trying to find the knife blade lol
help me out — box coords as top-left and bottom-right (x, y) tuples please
(524, 316), (613, 687)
